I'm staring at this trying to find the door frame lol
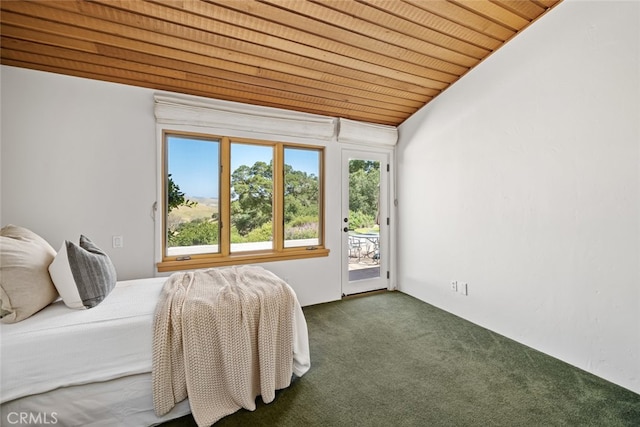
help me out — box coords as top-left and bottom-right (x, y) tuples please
(341, 146), (395, 296)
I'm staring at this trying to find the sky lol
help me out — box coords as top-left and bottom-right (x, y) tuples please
(168, 136), (319, 198)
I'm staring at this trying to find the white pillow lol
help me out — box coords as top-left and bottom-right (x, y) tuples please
(0, 225), (59, 323)
(49, 235), (117, 309)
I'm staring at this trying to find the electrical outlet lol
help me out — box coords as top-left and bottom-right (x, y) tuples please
(450, 280), (458, 292)
(460, 282), (468, 296)
(112, 235), (123, 248)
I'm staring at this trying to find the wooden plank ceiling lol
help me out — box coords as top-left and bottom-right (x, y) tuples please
(0, 0), (561, 126)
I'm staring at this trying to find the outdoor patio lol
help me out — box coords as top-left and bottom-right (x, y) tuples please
(348, 234), (380, 281)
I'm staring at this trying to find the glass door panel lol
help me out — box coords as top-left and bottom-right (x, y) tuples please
(342, 150), (389, 296)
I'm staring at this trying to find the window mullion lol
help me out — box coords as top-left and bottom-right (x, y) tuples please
(319, 148), (325, 247)
(220, 137), (231, 257)
(273, 144), (284, 252)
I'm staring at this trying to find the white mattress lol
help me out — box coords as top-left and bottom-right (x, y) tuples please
(0, 373), (192, 427)
(0, 277), (167, 403)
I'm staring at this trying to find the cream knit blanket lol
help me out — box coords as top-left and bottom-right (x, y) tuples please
(152, 265), (303, 426)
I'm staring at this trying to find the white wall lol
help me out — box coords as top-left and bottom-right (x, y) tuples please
(397, 0), (639, 394)
(0, 66), (343, 306)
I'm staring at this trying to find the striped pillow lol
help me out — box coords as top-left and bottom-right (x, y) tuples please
(49, 235), (117, 309)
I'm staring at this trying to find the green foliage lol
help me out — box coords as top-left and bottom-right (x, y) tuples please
(230, 161), (319, 236)
(349, 210), (375, 230)
(167, 174), (197, 214)
(355, 225), (380, 234)
(231, 161), (273, 236)
(285, 215), (319, 240)
(246, 221), (273, 242)
(230, 226), (245, 244)
(228, 222), (273, 244)
(283, 164), (319, 222)
(168, 218), (218, 247)
(167, 157), (384, 248)
(285, 221), (319, 240)
(287, 215), (318, 228)
(168, 159), (321, 248)
(349, 160), (379, 174)
(349, 167), (379, 220)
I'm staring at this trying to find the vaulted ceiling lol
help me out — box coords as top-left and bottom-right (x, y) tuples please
(1, 0), (561, 126)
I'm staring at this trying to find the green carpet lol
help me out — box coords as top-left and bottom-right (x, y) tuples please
(161, 291), (640, 426)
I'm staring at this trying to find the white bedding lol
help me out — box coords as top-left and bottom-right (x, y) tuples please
(1, 272), (310, 427)
(0, 277), (167, 403)
(0, 373), (192, 427)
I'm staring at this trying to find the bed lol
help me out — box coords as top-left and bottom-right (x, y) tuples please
(1, 274), (310, 426)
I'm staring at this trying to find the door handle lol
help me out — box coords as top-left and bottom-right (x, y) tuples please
(343, 227), (349, 232)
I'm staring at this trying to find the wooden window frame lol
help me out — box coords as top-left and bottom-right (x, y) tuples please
(157, 131), (328, 273)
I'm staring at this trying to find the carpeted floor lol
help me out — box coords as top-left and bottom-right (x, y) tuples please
(161, 291), (640, 426)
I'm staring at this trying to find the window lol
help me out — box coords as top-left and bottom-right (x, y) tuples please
(166, 135), (221, 256)
(230, 142), (274, 253)
(159, 132), (327, 272)
(283, 147), (321, 248)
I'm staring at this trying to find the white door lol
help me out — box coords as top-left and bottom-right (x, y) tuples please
(341, 149), (390, 296)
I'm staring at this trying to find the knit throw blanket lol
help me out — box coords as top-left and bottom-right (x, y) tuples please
(152, 265), (299, 426)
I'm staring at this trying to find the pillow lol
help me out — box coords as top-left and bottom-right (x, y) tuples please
(49, 235), (117, 309)
(0, 225), (59, 323)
